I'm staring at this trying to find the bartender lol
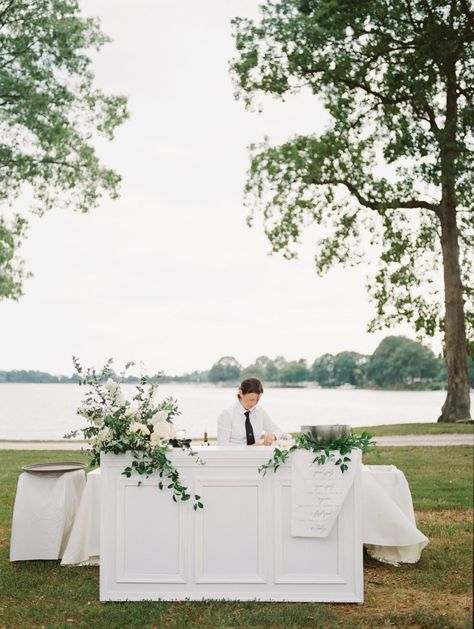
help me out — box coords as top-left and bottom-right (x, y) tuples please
(217, 377), (282, 446)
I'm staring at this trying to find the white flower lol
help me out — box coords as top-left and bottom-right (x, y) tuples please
(97, 427), (112, 443)
(114, 392), (126, 407)
(150, 432), (163, 447)
(151, 410), (169, 426)
(129, 421), (150, 436)
(126, 402), (141, 419)
(105, 378), (125, 406)
(169, 423), (176, 438)
(105, 378), (120, 394)
(154, 419), (171, 439)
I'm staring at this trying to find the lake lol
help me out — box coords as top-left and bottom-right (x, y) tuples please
(0, 383), (467, 441)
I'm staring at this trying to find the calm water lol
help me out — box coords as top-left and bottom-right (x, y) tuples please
(0, 383), (465, 441)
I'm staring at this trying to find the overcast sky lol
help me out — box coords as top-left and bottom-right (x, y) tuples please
(0, 0), (434, 376)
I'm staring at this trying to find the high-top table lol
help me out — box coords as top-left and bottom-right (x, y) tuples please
(10, 469), (86, 561)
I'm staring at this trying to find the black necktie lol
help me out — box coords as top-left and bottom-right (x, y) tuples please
(244, 411), (255, 445)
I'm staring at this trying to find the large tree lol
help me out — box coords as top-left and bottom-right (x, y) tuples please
(0, 0), (128, 300)
(208, 356), (242, 383)
(231, 0), (473, 421)
(366, 335), (439, 387)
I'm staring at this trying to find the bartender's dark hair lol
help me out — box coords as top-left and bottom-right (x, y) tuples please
(238, 377), (264, 398)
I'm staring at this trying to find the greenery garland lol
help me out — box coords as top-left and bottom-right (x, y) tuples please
(259, 431), (375, 476)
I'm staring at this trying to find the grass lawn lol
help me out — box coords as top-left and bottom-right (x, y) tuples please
(353, 423), (474, 436)
(0, 447), (472, 628)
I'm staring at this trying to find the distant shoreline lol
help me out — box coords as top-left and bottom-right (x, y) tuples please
(0, 381), (454, 392)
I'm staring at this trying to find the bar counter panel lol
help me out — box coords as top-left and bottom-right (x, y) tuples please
(100, 447), (363, 602)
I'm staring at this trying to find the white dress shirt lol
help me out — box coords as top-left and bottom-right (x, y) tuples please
(217, 400), (282, 445)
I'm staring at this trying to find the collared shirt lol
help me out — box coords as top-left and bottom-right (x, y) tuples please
(217, 400), (282, 445)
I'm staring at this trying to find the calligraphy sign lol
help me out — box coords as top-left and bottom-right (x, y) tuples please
(291, 450), (357, 537)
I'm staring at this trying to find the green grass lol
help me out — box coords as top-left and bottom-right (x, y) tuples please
(0, 447), (472, 628)
(363, 446), (473, 510)
(354, 422), (474, 436)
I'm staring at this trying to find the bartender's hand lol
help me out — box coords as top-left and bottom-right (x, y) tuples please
(258, 433), (276, 446)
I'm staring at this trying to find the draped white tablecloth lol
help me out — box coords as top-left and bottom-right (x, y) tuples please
(10, 469), (86, 561)
(60, 464), (428, 567)
(362, 465), (428, 565)
(60, 468), (101, 566)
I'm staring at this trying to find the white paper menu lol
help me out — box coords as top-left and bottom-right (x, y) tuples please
(291, 449), (357, 537)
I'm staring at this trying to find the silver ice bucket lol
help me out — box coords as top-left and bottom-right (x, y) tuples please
(301, 424), (351, 444)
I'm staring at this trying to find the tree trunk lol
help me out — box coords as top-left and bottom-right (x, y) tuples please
(437, 208), (471, 422)
(437, 59), (471, 423)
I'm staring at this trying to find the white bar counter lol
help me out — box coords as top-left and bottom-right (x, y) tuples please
(100, 447), (363, 602)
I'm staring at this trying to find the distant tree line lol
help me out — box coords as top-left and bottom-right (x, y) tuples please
(2, 336), (473, 389)
(0, 371), (80, 384)
(206, 336), (474, 390)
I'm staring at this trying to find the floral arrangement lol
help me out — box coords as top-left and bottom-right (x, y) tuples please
(259, 430), (375, 476)
(65, 358), (204, 510)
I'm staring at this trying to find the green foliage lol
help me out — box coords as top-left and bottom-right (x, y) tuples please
(0, 214), (29, 299)
(279, 358), (310, 383)
(208, 356), (242, 383)
(367, 335), (439, 387)
(311, 353), (335, 386)
(66, 358), (204, 509)
(312, 351), (368, 387)
(230, 0), (474, 345)
(0, 369), (79, 383)
(259, 430), (375, 476)
(0, 0), (128, 300)
(333, 351), (367, 387)
(241, 355), (279, 380)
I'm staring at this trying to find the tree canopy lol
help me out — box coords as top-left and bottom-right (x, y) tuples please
(366, 335), (439, 387)
(208, 356), (243, 383)
(280, 358), (310, 383)
(0, 0), (128, 300)
(230, 0), (473, 420)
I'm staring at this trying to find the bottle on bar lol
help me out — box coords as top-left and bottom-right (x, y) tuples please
(203, 430), (209, 446)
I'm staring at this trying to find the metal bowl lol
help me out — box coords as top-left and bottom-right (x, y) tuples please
(300, 424), (351, 444)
